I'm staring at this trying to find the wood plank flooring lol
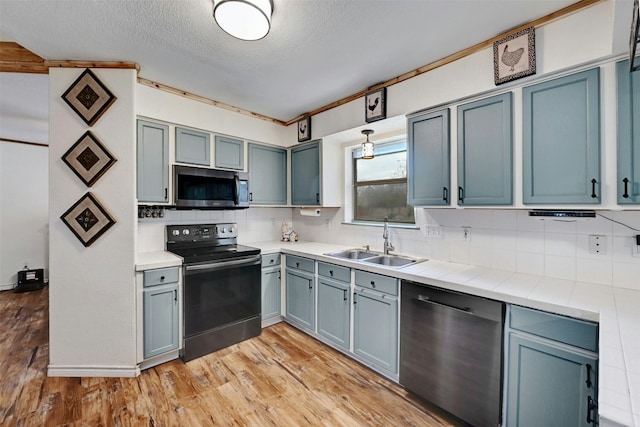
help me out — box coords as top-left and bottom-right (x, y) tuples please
(0, 287), (461, 427)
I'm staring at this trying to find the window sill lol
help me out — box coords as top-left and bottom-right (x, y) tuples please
(342, 221), (419, 230)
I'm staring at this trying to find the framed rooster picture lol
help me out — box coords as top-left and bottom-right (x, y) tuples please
(297, 116), (311, 142)
(493, 27), (536, 85)
(365, 87), (386, 123)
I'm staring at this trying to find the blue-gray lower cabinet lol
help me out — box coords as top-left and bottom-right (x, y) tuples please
(175, 127), (210, 166)
(261, 264), (281, 322)
(506, 305), (599, 426)
(317, 277), (350, 350)
(137, 120), (169, 203)
(248, 143), (287, 205)
(617, 59), (640, 204)
(353, 287), (398, 375)
(285, 269), (315, 331)
(291, 141), (321, 206)
(143, 284), (179, 359)
(407, 108), (450, 206)
(506, 334), (598, 427)
(522, 68), (601, 204)
(457, 92), (513, 205)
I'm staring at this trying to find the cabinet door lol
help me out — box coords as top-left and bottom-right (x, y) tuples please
(137, 120), (169, 203)
(291, 141), (320, 205)
(407, 108), (450, 206)
(262, 266), (281, 321)
(317, 278), (350, 350)
(176, 127), (210, 166)
(215, 135), (244, 170)
(353, 289), (398, 374)
(457, 93), (513, 205)
(617, 60), (640, 204)
(506, 334), (598, 427)
(248, 143), (287, 205)
(522, 68), (600, 204)
(285, 270), (315, 330)
(143, 284), (179, 359)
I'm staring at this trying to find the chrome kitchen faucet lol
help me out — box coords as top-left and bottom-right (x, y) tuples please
(383, 217), (395, 255)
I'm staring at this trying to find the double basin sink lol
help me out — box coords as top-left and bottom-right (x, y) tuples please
(324, 248), (424, 268)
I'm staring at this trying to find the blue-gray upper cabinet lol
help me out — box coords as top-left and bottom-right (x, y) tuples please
(407, 108), (450, 206)
(175, 127), (210, 166)
(617, 60), (640, 204)
(291, 140), (321, 206)
(215, 135), (244, 170)
(457, 93), (513, 205)
(137, 120), (169, 203)
(248, 143), (287, 205)
(522, 68), (601, 204)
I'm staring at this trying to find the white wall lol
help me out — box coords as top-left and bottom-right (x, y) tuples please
(48, 68), (137, 376)
(291, 1), (640, 292)
(0, 141), (49, 290)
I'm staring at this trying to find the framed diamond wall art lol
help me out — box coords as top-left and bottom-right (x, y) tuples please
(62, 131), (117, 187)
(60, 192), (116, 247)
(61, 69), (117, 126)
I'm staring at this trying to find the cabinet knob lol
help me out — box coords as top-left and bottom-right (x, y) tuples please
(296, 262), (299, 268)
(329, 270), (333, 276)
(370, 280), (375, 288)
(270, 259), (274, 264)
(160, 276), (165, 281)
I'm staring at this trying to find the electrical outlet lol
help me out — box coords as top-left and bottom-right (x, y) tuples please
(588, 235), (607, 255)
(422, 225), (443, 239)
(462, 226), (471, 242)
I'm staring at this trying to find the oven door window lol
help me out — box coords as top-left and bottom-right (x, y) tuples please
(184, 257), (261, 338)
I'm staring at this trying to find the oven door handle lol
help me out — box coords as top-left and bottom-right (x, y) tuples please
(185, 254), (261, 273)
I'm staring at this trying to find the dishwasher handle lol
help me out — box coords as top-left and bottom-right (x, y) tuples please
(416, 294), (474, 315)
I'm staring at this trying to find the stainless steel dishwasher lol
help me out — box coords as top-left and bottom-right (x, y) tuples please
(400, 280), (505, 427)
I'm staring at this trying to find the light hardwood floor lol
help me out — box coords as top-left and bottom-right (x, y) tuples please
(0, 287), (461, 426)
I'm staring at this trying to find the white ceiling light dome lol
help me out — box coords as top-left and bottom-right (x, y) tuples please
(213, 0), (273, 41)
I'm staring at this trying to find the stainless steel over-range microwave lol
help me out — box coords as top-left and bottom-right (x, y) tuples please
(173, 165), (249, 209)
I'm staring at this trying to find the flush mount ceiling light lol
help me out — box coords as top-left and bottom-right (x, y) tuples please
(213, 0), (273, 41)
(361, 129), (375, 159)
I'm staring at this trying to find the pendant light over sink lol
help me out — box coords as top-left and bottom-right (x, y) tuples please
(213, 0), (273, 41)
(361, 129), (375, 159)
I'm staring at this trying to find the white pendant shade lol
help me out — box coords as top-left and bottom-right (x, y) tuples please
(361, 129), (375, 159)
(213, 0), (272, 41)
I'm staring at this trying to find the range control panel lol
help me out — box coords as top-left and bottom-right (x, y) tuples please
(166, 223), (237, 243)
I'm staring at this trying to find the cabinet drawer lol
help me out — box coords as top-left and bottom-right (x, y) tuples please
(317, 262), (350, 283)
(262, 253), (281, 268)
(355, 270), (398, 296)
(143, 267), (179, 287)
(510, 305), (598, 352)
(286, 255), (315, 274)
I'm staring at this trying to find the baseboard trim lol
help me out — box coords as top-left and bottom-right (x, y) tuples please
(0, 284), (15, 292)
(47, 364), (141, 378)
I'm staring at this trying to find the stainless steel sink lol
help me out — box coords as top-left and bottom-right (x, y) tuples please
(325, 249), (378, 260)
(361, 255), (418, 268)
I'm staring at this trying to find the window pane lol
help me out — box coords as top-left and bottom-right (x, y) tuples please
(355, 183), (415, 223)
(356, 152), (407, 182)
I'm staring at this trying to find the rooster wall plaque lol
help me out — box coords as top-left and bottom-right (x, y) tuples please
(365, 87), (386, 123)
(297, 116), (311, 142)
(493, 27), (536, 85)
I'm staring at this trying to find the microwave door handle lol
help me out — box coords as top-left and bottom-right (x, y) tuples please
(234, 174), (240, 205)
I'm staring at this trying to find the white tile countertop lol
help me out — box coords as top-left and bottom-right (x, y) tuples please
(249, 240), (640, 427)
(135, 250), (182, 271)
(136, 241), (639, 426)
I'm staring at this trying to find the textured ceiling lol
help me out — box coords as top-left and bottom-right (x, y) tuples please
(0, 0), (581, 124)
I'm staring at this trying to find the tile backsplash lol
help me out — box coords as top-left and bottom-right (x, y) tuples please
(292, 208), (640, 291)
(137, 206), (640, 291)
(136, 207), (293, 252)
